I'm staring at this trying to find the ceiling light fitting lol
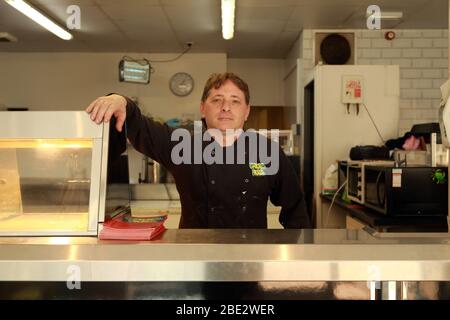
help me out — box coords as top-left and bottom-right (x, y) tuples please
(5, 0), (73, 40)
(221, 0), (235, 40)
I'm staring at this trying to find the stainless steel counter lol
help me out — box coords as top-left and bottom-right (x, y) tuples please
(1, 229), (450, 283)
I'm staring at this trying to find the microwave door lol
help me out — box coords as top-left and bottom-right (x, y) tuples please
(376, 171), (386, 208)
(376, 170), (385, 210)
(365, 167), (387, 214)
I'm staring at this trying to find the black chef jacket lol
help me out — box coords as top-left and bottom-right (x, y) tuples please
(114, 98), (310, 229)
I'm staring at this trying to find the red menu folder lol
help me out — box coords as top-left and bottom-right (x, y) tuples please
(99, 214), (167, 240)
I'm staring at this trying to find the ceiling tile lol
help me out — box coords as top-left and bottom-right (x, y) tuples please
(163, 6), (220, 32)
(94, 0), (160, 5)
(160, 0), (218, 7)
(31, 0), (96, 6)
(1, 0), (448, 58)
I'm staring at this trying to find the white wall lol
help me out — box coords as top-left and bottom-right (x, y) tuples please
(283, 34), (303, 165)
(283, 33), (303, 119)
(283, 35), (301, 109)
(227, 58), (285, 106)
(284, 35), (302, 77)
(0, 53), (294, 117)
(0, 52), (227, 120)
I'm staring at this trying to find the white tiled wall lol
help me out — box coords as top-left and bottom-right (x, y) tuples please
(302, 29), (448, 136)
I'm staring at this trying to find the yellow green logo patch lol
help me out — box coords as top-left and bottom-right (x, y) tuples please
(249, 163), (266, 176)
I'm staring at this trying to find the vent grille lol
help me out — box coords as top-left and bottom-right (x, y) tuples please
(0, 32), (18, 42)
(314, 31), (355, 65)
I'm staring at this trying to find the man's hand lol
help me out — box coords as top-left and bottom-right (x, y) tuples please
(85, 94), (127, 132)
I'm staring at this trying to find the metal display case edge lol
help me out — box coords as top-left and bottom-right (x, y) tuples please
(0, 111), (109, 236)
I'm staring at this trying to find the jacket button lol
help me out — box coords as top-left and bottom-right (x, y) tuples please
(210, 207), (215, 213)
(242, 206), (247, 212)
(244, 178), (249, 183)
(211, 180), (215, 185)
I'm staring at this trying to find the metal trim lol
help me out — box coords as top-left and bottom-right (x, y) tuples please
(0, 111), (103, 139)
(87, 138), (102, 232)
(97, 122), (110, 223)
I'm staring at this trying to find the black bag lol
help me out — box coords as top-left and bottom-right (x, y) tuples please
(349, 145), (390, 160)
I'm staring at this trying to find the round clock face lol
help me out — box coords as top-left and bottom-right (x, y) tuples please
(169, 72), (194, 97)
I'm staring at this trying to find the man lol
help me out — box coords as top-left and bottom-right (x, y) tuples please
(86, 72), (310, 229)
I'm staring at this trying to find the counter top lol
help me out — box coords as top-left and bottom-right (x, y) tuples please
(1, 229), (450, 282)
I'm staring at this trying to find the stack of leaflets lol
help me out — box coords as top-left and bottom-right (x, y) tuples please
(99, 212), (167, 240)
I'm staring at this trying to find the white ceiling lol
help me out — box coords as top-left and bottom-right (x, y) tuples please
(0, 0), (448, 58)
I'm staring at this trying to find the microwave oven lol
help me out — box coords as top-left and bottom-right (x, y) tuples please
(346, 160), (394, 204)
(363, 166), (448, 216)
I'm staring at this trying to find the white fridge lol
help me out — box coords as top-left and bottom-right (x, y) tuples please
(302, 65), (400, 228)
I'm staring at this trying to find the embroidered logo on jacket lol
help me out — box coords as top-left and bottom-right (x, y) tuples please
(249, 163), (266, 176)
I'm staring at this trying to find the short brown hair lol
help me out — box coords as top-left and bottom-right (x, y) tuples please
(201, 72), (250, 105)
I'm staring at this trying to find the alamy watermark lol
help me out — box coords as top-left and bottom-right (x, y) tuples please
(66, 5), (81, 30)
(170, 121), (280, 175)
(366, 5), (381, 30)
(66, 264), (81, 290)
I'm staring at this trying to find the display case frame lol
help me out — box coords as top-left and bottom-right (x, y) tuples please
(0, 111), (109, 236)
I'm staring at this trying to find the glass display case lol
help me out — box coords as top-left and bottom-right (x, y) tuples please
(0, 111), (109, 236)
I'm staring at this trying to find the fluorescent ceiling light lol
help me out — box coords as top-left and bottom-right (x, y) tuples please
(366, 10), (403, 20)
(221, 0), (235, 40)
(5, 0), (73, 40)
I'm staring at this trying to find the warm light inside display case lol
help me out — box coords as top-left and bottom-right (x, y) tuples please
(0, 139), (93, 233)
(0, 139), (93, 149)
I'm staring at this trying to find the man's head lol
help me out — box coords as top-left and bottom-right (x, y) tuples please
(200, 73), (250, 132)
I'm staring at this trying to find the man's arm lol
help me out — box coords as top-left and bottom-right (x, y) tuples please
(270, 149), (311, 229)
(85, 94), (174, 168)
(123, 97), (174, 168)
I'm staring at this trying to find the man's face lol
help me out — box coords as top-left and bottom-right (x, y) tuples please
(200, 80), (250, 132)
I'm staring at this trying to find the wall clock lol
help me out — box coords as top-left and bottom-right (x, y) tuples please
(169, 72), (194, 97)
